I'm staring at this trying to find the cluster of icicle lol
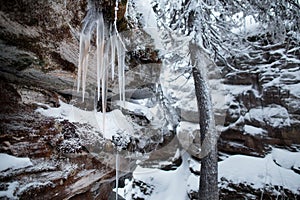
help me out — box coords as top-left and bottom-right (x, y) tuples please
(77, 4), (126, 121)
(77, 2), (124, 199)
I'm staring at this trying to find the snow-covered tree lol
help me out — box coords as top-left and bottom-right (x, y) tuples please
(152, 0), (299, 199)
(153, 0), (299, 69)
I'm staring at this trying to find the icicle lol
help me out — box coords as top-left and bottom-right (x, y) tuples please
(102, 42), (110, 137)
(96, 20), (101, 101)
(114, 35), (126, 108)
(78, 12), (96, 101)
(113, 0), (126, 108)
(96, 13), (105, 101)
(121, 43), (126, 106)
(116, 38), (124, 105)
(115, 152), (119, 200)
(114, 0), (123, 106)
(116, 39), (120, 102)
(110, 31), (116, 81)
(82, 35), (90, 101)
(77, 33), (91, 101)
(77, 34), (84, 93)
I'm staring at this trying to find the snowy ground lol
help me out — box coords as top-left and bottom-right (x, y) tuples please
(118, 149), (300, 199)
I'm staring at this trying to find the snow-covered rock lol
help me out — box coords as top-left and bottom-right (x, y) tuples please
(244, 125), (267, 136)
(218, 150), (300, 194)
(246, 104), (290, 128)
(0, 154), (32, 171)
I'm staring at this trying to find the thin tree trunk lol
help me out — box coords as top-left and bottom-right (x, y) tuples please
(198, 143), (218, 200)
(190, 42), (219, 200)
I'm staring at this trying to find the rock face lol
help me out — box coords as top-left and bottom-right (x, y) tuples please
(218, 35), (300, 157)
(0, 0), (84, 98)
(0, 1), (127, 199)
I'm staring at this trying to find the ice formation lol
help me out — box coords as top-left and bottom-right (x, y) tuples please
(77, 7), (126, 126)
(115, 152), (120, 200)
(77, 2), (126, 199)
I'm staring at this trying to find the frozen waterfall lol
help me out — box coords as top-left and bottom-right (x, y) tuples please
(76, 3), (126, 200)
(77, 11), (126, 117)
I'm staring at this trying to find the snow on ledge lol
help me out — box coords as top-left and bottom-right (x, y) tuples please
(219, 150), (300, 194)
(0, 153), (33, 171)
(247, 105), (290, 128)
(244, 125), (267, 136)
(36, 100), (134, 140)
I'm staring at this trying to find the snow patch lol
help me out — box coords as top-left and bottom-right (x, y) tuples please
(219, 151), (300, 194)
(247, 105), (290, 128)
(224, 84), (255, 96)
(0, 181), (19, 200)
(128, 152), (191, 200)
(0, 153), (33, 171)
(244, 125), (267, 136)
(116, 100), (153, 121)
(271, 148), (300, 171)
(285, 83), (300, 98)
(36, 101), (134, 139)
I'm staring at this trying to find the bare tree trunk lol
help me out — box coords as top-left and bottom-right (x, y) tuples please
(190, 42), (219, 200)
(198, 143), (218, 200)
